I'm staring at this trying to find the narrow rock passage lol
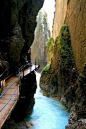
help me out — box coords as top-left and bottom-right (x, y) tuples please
(25, 72), (69, 129)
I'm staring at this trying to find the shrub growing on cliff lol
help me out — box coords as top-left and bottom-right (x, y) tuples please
(46, 37), (55, 62)
(55, 24), (75, 69)
(66, 0), (69, 4)
(42, 61), (51, 74)
(42, 37), (55, 74)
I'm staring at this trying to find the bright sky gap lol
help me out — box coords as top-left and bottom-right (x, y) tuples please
(42, 0), (55, 32)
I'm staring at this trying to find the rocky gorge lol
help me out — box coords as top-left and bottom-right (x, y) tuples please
(31, 9), (51, 70)
(0, 0), (86, 128)
(40, 0), (86, 128)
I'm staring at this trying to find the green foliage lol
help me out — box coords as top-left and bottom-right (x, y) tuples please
(46, 37), (55, 61)
(42, 37), (55, 74)
(42, 61), (51, 74)
(46, 37), (54, 46)
(55, 24), (75, 68)
(66, 0), (69, 4)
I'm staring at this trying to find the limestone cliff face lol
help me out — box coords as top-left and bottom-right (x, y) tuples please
(52, 0), (67, 40)
(0, 0), (44, 73)
(40, 0), (86, 128)
(65, 0), (86, 73)
(31, 10), (51, 70)
(52, 0), (86, 73)
(40, 25), (77, 100)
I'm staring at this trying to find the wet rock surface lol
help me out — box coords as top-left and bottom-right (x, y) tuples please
(0, 0), (44, 72)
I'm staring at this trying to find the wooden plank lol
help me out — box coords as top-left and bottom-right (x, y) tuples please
(0, 103), (6, 109)
(0, 100), (8, 104)
(0, 119), (4, 125)
(0, 99), (17, 105)
(0, 95), (19, 129)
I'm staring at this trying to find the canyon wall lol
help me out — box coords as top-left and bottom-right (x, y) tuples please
(12, 71), (37, 120)
(52, 0), (86, 73)
(0, 0), (44, 73)
(52, 0), (67, 40)
(40, 0), (86, 128)
(31, 9), (51, 70)
(65, 0), (86, 73)
(0, 1), (44, 127)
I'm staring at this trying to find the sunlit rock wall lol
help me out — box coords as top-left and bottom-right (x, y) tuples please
(52, 0), (86, 73)
(65, 0), (86, 73)
(52, 0), (67, 40)
(31, 10), (51, 70)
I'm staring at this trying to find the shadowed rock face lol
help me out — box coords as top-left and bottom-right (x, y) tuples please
(2, 71), (37, 129)
(11, 71), (37, 121)
(0, 0), (44, 73)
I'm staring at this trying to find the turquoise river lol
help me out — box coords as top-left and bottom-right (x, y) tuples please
(25, 72), (69, 129)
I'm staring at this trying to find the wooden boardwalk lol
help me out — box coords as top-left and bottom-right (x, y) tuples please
(0, 65), (39, 129)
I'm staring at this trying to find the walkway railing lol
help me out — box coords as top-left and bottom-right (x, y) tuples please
(18, 62), (32, 79)
(0, 85), (19, 112)
(0, 59), (40, 129)
(0, 78), (19, 98)
(0, 59), (40, 96)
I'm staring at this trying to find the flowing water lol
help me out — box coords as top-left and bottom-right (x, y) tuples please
(25, 72), (69, 129)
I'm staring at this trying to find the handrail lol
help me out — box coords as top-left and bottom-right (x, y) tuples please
(0, 62), (39, 113)
(0, 69), (8, 78)
(0, 72), (16, 95)
(5, 73), (15, 82)
(19, 62), (32, 71)
(0, 60), (39, 95)
(0, 78), (19, 98)
(0, 85), (19, 112)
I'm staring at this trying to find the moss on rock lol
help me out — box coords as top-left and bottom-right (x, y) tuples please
(46, 37), (55, 63)
(42, 61), (51, 74)
(40, 24), (77, 103)
(56, 24), (75, 69)
(42, 37), (55, 75)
